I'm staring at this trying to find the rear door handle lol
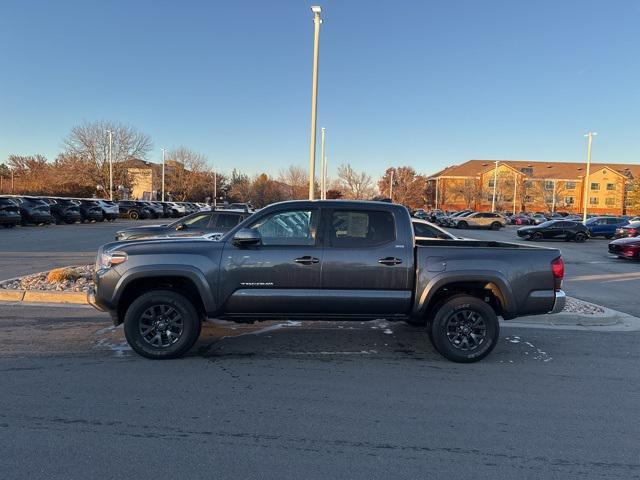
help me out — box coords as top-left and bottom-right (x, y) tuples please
(378, 257), (403, 265)
(294, 256), (319, 265)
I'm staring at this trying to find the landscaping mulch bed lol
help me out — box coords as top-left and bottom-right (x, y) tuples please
(0, 265), (95, 293)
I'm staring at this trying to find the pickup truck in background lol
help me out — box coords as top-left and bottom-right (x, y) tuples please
(89, 200), (566, 363)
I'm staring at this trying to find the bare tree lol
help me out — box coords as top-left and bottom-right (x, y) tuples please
(453, 179), (480, 208)
(164, 147), (212, 201)
(337, 164), (375, 199)
(277, 165), (308, 200)
(63, 120), (152, 195)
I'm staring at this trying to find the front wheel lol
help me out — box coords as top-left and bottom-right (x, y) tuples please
(531, 232), (543, 241)
(429, 295), (500, 363)
(490, 222), (501, 230)
(574, 232), (587, 243)
(457, 221), (468, 229)
(128, 210), (140, 220)
(124, 290), (202, 359)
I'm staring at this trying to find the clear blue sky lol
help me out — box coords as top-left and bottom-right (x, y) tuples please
(1, 0), (638, 179)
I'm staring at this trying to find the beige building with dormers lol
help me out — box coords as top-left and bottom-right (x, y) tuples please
(427, 160), (640, 215)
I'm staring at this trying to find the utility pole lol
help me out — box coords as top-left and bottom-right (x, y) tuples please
(552, 179), (557, 213)
(161, 148), (166, 202)
(322, 156), (328, 200)
(11, 168), (14, 194)
(512, 172), (517, 215)
(308, 6), (322, 200)
(389, 170), (394, 202)
(213, 169), (217, 209)
(435, 178), (439, 210)
(320, 127), (326, 200)
(582, 132), (597, 223)
(491, 160), (499, 212)
(106, 130), (113, 200)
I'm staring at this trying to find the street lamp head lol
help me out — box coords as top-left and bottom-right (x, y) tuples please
(311, 5), (322, 14)
(584, 132), (598, 137)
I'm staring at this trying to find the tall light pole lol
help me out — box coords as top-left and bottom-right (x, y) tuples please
(491, 160), (499, 212)
(213, 169), (217, 209)
(308, 6), (322, 200)
(161, 148), (166, 202)
(389, 170), (394, 201)
(322, 156), (328, 200)
(106, 130), (113, 200)
(320, 127), (326, 200)
(434, 177), (439, 210)
(512, 172), (517, 215)
(582, 132), (597, 223)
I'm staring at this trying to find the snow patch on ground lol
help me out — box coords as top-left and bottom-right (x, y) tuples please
(504, 336), (552, 362)
(94, 338), (131, 357)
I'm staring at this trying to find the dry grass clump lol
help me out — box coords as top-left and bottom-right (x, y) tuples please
(46, 267), (80, 283)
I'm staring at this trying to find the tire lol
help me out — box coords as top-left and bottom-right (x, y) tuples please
(457, 221), (468, 229)
(574, 232), (587, 243)
(124, 290), (202, 359)
(490, 222), (501, 230)
(429, 294), (500, 363)
(605, 234), (613, 239)
(128, 210), (140, 220)
(532, 232), (543, 240)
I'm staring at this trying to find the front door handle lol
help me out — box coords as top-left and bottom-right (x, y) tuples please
(378, 257), (403, 266)
(294, 256), (319, 265)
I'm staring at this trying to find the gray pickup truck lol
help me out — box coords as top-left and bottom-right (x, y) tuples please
(89, 200), (566, 363)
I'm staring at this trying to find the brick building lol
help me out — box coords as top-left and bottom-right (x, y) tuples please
(427, 160), (640, 215)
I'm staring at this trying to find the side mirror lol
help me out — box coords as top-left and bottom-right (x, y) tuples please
(176, 223), (187, 231)
(233, 228), (261, 247)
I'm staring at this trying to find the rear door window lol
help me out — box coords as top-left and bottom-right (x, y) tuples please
(215, 213), (242, 229)
(329, 210), (395, 247)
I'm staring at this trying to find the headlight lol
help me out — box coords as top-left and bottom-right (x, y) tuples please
(97, 250), (128, 269)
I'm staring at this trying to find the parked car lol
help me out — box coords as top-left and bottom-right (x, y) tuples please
(585, 216), (629, 239)
(168, 202), (189, 217)
(517, 220), (590, 242)
(95, 200), (119, 221)
(0, 197), (21, 227)
(90, 200), (566, 363)
(513, 214), (534, 225)
(13, 197), (54, 225)
(615, 221), (640, 238)
(608, 236), (640, 260)
(453, 212), (506, 230)
(114, 209), (251, 241)
(77, 199), (104, 222)
(118, 201), (151, 220)
(412, 218), (458, 240)
(43, 198), (82, 224)
(531, 214), (548, 225)
(136, 201), (163, 219)
(441, 210), (473, 227)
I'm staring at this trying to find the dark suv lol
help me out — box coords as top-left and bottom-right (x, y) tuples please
(14, 197), (54, 225)
(43, 198), (82, 224)
(0, 197), (21, 227)
(78, 199), (105, 222)
(118, 201), (151, 220)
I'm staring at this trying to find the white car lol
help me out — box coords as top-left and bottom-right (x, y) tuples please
(95, 200), (119, 221)
(452, 212), (506, 230)
(412, 218), (459, 240)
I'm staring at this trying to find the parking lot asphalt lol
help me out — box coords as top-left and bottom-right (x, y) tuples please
(2, 220), (638, 316)
(0, 303), (639, 480)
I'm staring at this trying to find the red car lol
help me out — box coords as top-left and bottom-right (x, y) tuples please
(513, 215), (533, 225)
(609, 237), (640, 259)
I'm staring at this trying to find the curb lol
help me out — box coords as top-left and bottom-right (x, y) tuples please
(0, 289), (87, 304)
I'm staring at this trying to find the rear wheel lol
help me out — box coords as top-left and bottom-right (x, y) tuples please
(457, 221), (468, 229)
(124, 290), (202, 359)
(429, 295), (499, 363)
(574, 232), (587, 243)
(490, 222), (501, 230)
(128, 210), (140, 220)
(532, 231), (543, 240)
(605, 234), (613, 239)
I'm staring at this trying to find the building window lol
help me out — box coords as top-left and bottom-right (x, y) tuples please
(521, 167), (533, 175)
(524, 181), (534, 189)
(565, 182), (576, 190)
(544, 196), (553, 204)
(605, 198), (616, 206)
(565, 197), (575, 205)
(486, 194), (494, 202)
(590, 197), (599, 205)
(544, 181), (554, 190)
(606, 183), (616, 191)
(524, 195), (533, 203)
(488, 179), (495, 188)
(590, 182), (600, 191)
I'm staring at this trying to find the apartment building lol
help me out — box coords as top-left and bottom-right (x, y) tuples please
(427, 160), (640, 215)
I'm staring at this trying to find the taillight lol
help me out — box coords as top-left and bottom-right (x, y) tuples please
(551, 256), (564, 291)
